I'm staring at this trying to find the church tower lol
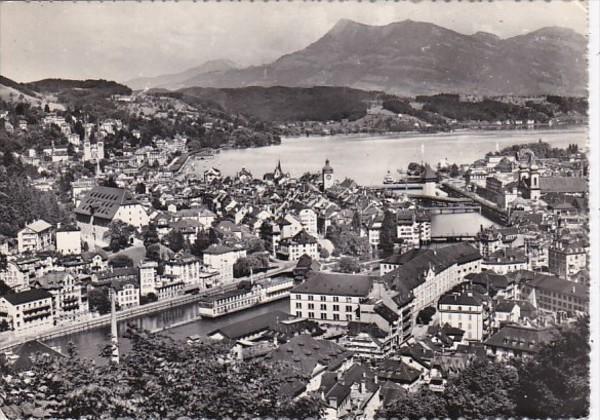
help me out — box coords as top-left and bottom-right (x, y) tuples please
(529, 163), (541, 201)
(322, 159), (334, 191)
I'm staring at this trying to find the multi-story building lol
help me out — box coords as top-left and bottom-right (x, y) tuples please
(298, 208), (318, 236)
(278, 230), (319, 261)
(17, 219), (54, 254)
(202, 245), (246, 284)
(75, 186), (149, 247)
(438, 289), (490, 341)
(163, 253), (205, 287)
(0, 289), (54, 334)
(290, 272), (373, 323)
(481, 249), (529, 274)
(110, 279), (140, 309)
(518, 270), (588, 315)
(33, 271), (88, 325)
(396, 210), (431, 247)
(0, 256), (56, 292)
(548, 240), (588, 280)
(55, 226), (82, 256)
(382, 243), (482, 320)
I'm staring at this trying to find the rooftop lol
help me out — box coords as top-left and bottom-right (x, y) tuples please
(292, 272), (373, 297)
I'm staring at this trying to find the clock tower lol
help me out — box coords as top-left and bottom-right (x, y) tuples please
(322, 159), (334, 191)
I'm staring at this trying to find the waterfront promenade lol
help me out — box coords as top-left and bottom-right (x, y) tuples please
(0, 262), (296, 351)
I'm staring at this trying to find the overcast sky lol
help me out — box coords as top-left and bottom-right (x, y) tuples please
(0, 1), (588, 83)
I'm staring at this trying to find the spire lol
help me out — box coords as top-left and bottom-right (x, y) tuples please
(110, 289), (120, 364)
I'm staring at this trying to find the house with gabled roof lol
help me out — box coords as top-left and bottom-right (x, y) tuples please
(17, 219), (54, 254)
(74, 186), (149, 247)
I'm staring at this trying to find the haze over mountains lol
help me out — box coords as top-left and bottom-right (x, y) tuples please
(125, 19), (586, 97)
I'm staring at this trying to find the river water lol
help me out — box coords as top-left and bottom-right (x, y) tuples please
(186, 127), (587, 185)
(46, 299), (290, 362)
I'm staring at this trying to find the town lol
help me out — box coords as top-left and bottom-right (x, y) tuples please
(0, 89), (590, 418)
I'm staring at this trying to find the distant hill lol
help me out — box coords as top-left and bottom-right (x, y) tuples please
(19, 78), (131, 112)
(146, 20), (586, 96)
(169, 86), (383, 121)
(126, 59), (238, 90)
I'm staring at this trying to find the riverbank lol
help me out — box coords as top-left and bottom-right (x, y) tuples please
(180, 126), (587, 185)
(0, 291), (210, 351)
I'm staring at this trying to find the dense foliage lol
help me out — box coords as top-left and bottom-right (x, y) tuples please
(325, 224), (370, 258)
(0, 327), (322, 418)
(378, 316), (589, 419)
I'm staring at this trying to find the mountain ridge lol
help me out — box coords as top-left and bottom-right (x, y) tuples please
(125, 20), (585, 96)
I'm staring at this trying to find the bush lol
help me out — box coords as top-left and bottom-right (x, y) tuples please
(417, 306), (436, 324)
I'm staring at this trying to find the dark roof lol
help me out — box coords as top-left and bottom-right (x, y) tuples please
(539, 177), (587, 194)
(292, 272), (373, 297)
(373, 302), (399, 323)
(2, 288), (53, 305)
(439, 291), (483, 307)
(11, 340), (65, 372)
(284, 230), (317, 245)
(208, 310), (293, 340)
(376, 359), (421, 384)
(465, 271), (509, 290)
(485, 325), (557, 352)
(383, 243), (481, 303)
(203, 244), (238, 255)
(75, 186), (139, 219)
(347, 321), (387, 339)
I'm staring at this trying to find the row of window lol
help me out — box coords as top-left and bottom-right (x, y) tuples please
(296, 311), (353, 322)
(295, 302), (353, 312)
(294, 294), (352, 303)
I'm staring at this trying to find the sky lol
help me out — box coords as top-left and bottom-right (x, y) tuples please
(0, 1), (588, 83)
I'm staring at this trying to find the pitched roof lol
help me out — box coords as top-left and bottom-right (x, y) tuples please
(539, 177), (587, 194)
(292, 272), (373, 297)
(383, 244), (481, 302)
(11, 340), (65, 372)
(208, 310), (294, 340)
(75, 186), (139, 219)
(484, 325), (557, 352)
(23, 219), (52, 233)
(2, 288), (53, 305)
(376, 359), (421, 384)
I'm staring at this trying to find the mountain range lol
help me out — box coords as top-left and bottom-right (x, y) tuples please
(125, 19), (586, 96)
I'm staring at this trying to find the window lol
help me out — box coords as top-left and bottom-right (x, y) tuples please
(333, 297), (339, 302)
(321, 313), (327, 320)
(308, 295), (314, 301)
(320, 296), (326, 301)
(308, 303), (314, 310)
(346, 305), (353, 312)
(346, 314), (352, 321)
(320, 304), (326, 310)
(308, 312), (314, 319)
(333, 314), (340, 321)
(295, 302), (302, 309)
(333, 305), (339, 312)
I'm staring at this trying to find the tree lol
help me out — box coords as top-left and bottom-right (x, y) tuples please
(109, 254), (134, 269)
(165, 230), (185, 253)
(102, 176), (119, 188)
(378, 387), (448, 419)
(379, 210), (397, 257)
(135, 182), (146, 194)
(514, 316), (589, 418)
(0, 326), (323, 418)
(319, 247), (330, 259)
(449, 163), (460, 178)
(416, 306), (436, 324)
(190, 230), (212, 257)
(87, 288), (111, 315)
(351, 210), (362, 232)
(104, 220), (135, 251)
(337, 256), (360, 273)
(445, 358), (518, 419)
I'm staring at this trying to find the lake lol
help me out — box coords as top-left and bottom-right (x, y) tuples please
(185, 127), (587, 185)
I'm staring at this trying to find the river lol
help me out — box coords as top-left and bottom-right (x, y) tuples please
(185, 127), (587, 185)
(46, 299), (290, 362)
